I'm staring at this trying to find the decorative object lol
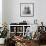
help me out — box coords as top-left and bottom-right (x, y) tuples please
(0, 23), (9, 38)
(0, 22), (9, 44)
(0, 38), (5, 44)
(26, 27), (32, 40)
(20, 3), (34, 17)
(34, 19), (37, 24)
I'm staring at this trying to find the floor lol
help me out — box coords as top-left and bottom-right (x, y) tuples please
(0, 44), (4, 46)
(40, 45), (46, 46)
(0, 44), (46, 46)
(31, 40), (46, 46)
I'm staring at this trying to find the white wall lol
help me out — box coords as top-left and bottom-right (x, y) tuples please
(2, 0), (7, 24)
(4, 0), (46, 26)
(2, 0), (46, 26)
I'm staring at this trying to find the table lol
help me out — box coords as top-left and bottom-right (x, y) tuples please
(12, 39), (32, 46)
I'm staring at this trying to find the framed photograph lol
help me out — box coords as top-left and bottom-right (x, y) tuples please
(20, 3), (34, 17)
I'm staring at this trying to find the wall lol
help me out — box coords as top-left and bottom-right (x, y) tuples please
(4, 0), (46, 26)
(2, 0), (46, 32)
(2, 0), (8, 24)
(2, 0), (9, 28)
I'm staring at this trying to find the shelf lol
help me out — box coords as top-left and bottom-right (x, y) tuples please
(10, 32), (23, 33)
(9, 25), (31, 36)
(10, 32), (15, 33)
(16, 32), (23, 33)
(9, 25), (31, 26)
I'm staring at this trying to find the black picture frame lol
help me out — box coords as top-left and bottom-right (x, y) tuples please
(20, 3), (34, 17)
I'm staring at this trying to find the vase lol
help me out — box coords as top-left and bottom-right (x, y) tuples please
(0, 38), (5, 44)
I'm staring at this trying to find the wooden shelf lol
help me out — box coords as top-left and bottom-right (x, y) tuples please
(9, 25), (31, 36)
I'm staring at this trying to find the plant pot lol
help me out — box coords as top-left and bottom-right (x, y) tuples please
(0, 38), (5, 44)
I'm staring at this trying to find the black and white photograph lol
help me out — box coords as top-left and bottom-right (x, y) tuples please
(20, 3), (34, 17)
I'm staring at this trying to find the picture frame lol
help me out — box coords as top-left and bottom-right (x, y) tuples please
(20, 3), (34, 17)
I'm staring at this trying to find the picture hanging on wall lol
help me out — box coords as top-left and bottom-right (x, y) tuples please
(20, 3), (34, 17)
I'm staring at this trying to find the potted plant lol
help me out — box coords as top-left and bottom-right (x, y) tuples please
(0, 23), (9, 44)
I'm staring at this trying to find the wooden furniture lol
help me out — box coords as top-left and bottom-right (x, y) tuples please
(39, 32), (46, 45)
(12, 39), (39, 46)
(5, 37), (32, 46)
(13, 39), (32, 46)
(9, 25), (30, 37)
(38, 26), (46, 45)
(5, 35), (39, 46)
(5, 38), (15, 46)
(31, 40), (39, 46)
(9, 24), (38, 37)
